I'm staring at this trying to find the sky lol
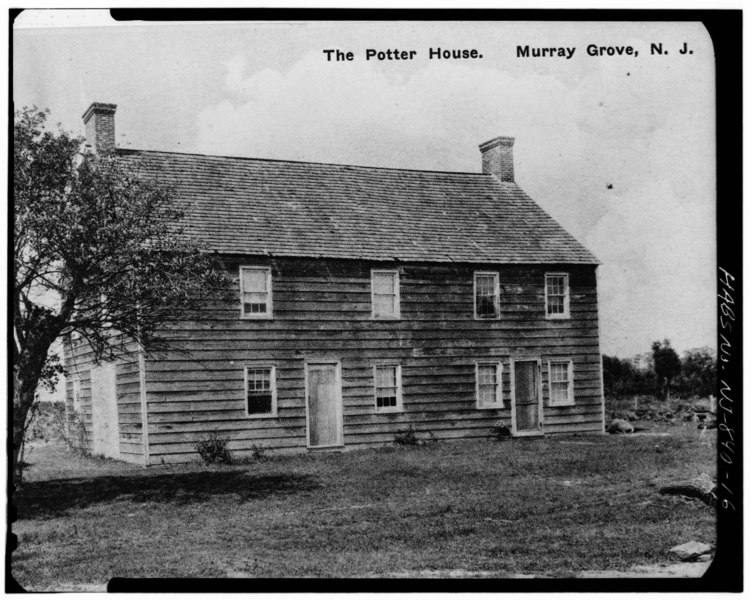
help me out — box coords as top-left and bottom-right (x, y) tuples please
(13, 12), (717, 359)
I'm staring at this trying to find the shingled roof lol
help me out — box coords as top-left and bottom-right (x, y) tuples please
(117, 148), (598, 265)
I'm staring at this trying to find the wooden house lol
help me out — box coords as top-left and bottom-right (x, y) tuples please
(65, 102), (605, 465)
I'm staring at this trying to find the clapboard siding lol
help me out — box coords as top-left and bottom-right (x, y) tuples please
(63, 336), (146, 464)
(144, 258), (604, 463)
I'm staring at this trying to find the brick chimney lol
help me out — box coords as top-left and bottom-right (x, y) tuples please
(479, 136), (515, 182)
(82, 102), (117, 154)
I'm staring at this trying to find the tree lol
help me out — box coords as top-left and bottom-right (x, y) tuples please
(651, 339), (682, 402)
(13, 107), (230, 482)
(677, 347), (717, 398)
(602, 354), (655, 399)
(603, 355), (633, 399)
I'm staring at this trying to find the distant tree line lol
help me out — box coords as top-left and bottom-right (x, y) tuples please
(603, 340), (716, 401)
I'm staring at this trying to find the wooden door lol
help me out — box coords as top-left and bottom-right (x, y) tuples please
(307, 363), (342, 448)
(90, 363), (121, 459)
(513, 360), (542, 435)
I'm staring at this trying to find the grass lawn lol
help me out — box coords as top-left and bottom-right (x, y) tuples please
(11, 421), (716, 588)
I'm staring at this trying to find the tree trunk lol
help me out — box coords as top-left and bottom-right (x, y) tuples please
(13, 323), (61, 485)
(13, 369), (39, 485)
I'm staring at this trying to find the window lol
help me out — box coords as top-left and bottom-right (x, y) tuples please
(545, 273), (570, 319)
(240, 267), (272, 318)
(476, 362), (503, 408)
(245, 366), (277, 417)
(374, 365), (402, 412)
(72, 378), (81, 411)
(474, 272), (500, 319)
(372, 270), (400, 319)
(548, 360), (574, 406)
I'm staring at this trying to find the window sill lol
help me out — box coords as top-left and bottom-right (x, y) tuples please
(474, 315), (501, 321)
(477, 404), (505, 410)
(245, 412), (279, 419)
(545, 314), (570, 321)
(372, 315), (401, 321)
(241, 315), (274, 320)
(375, 407), (402, 414)
(547, 402), (575, 408)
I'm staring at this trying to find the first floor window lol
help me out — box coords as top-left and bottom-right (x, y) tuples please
(246, 366), (277, 417)
(475, 272), (500, 318)
(548, 361), (574, 406)
(241, 266), (272, 318)
(476, 363), (503, 408)
(545, 273), (570, 319)
(374, 365), (402, 412)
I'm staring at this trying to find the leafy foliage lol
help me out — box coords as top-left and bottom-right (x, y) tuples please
(603, 342), (716, 401)
(676, 347), (717, 398)
(652, 339), (682, 401)
(394, 425), (420, 446)
(195, 435), (233, 465)
(13, 106), (232, 482)
(491, 419), (511, 440)
(25, 401), (67, 443)
(393, 425), (437, 447)
(250, 444), (268, 461)
(602, 355), (655, 399)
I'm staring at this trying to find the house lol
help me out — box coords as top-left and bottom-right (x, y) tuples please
(65, 102), (604, 465)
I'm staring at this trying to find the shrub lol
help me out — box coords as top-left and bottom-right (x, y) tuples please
(27, 401), (67, 443)
(491, 419), (511, 440)
(195, 434), (233, 465)
(65, 408), (90, 456)
(394, 425), (419, 446)
(250, 444), (267, 461)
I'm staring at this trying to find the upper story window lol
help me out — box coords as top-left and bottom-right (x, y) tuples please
(474, 272), (500, 319)
(374, 364), (402, 412)
(240, 266), (272, 319)
(548, 360), (574, 406)
(476, 362), (503, 409)
(245, 365), (277, 417)
(545, 273), (570, 319)
(372, 270), (400, 319)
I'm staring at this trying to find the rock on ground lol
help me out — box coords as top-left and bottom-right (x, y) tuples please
(659, 473), (716, 505)
(669, 541), (713, 561)
(607, 419), (634, 434)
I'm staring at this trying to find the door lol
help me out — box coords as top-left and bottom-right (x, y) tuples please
(512, 360), (542, 435)
(306, 363), (343, 448)
(90, 363), (121, 458)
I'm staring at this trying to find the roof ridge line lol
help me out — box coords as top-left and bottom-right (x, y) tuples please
(117, 147), (489, 177)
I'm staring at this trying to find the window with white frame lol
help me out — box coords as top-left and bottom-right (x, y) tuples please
(474, 272), (500, 319)
(545, 273), (570, 319)
(548, 360), (574, 406)
(476, 362), (503, 408)
(374, 365), (402, 412)
(240, 266), (272, 318)
(372, 270), (400, 319)
(245, 366), (277, 417)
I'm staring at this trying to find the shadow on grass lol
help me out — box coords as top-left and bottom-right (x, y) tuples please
(15, 471), (320, 520)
